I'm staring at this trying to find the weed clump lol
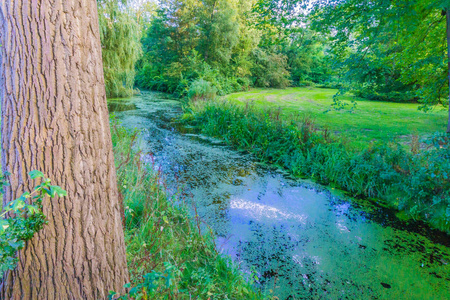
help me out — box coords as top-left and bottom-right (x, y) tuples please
(187, 79), (218, 102)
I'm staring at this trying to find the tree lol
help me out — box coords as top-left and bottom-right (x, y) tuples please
(136, 0), (257, 94)
(198, 0), (240, 66)
(128, 0), (158, 29)
(98, 0), (142, 98)
(310, 0), (450, 129)
(256, 0), (450, 131)
(0, 0), (129, 298)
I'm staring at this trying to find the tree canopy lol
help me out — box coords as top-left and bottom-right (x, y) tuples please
(101, 0), (450, 128)
(98, 0), (142, 98)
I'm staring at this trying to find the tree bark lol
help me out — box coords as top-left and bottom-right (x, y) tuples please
(446, 9), (450, 133)
(0, 0), (129, 299)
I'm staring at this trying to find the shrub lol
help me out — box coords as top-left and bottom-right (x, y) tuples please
(297, 80), (316, 87)
(136, 58), (249, 98)
(250, 48), (291, 89)
(187, 79), (218, 101)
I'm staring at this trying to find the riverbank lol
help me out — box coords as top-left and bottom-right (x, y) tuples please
(110, 120), (264, 299)
(182, 99), (450, 234)
(225, 87), (448, 149)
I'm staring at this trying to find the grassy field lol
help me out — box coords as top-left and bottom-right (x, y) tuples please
(225, 87), (448, 148)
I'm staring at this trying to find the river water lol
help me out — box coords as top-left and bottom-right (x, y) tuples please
(108, 91), (449, 300)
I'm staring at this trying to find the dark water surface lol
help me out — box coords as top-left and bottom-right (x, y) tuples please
(109, 92), (449, 300)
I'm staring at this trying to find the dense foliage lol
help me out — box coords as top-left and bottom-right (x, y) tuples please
(107, 0), (450, 130)
(0, 172), (66, 275)
(310, 0), (450, 106)
(98, 0), (142, 98)
(134, 0), (331, 97)
(100, 0), (450, 134)
(254, 0), (450, 125)
(183, 100), (450, 233)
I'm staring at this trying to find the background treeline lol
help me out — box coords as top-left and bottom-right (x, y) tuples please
(134, 0), (332, 97)
(255, 0), (449, 106)
(311, 0), (449, 106)
(98, 0), (332, 98)
(98, 0), (449, 109)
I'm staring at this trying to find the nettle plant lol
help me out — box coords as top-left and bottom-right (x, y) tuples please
(0, 170), (67, 273)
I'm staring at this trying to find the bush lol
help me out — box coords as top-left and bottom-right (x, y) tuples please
(250, 48), (291, 89)
(187, 79), (218, 101)
(297, 80), (316, 87)
(351, 88), (416, 103)
(136, 57), (250, 98)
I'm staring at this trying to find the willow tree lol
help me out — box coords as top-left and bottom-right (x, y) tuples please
(98, 0), (142, 98)
(0, 0), (129, 298)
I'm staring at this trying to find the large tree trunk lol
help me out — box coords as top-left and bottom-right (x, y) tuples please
(0, 0), (129, 299)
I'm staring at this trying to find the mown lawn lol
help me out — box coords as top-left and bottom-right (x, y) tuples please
(225, 87), (448, 148)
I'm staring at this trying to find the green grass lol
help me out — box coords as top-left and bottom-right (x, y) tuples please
(225, 87), (448, 148)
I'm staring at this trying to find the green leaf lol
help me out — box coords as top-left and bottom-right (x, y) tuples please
(41, 187), (52, 196)
(0, 219), (9, 232)
(26, 205), (39, 215)
(8, 239), (24, 249)
(129, 287), (138, 296)
(107, 291), (117, 300)
(50, 186), (67, 197)
(29, 170), (44, 179)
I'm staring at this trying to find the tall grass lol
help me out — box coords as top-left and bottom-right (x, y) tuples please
(182, 100), (450, 234)
(110, 120), (265, 299)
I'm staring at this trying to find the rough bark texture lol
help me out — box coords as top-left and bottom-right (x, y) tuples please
(0, 0), (129, 299)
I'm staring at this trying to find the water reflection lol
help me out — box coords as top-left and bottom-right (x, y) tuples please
(109, 92), (449, 300)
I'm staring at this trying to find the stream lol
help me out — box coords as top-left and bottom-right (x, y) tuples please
(108, 91), (449, 300)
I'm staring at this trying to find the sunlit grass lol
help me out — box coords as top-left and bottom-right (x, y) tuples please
(225, 87), (448, 148)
